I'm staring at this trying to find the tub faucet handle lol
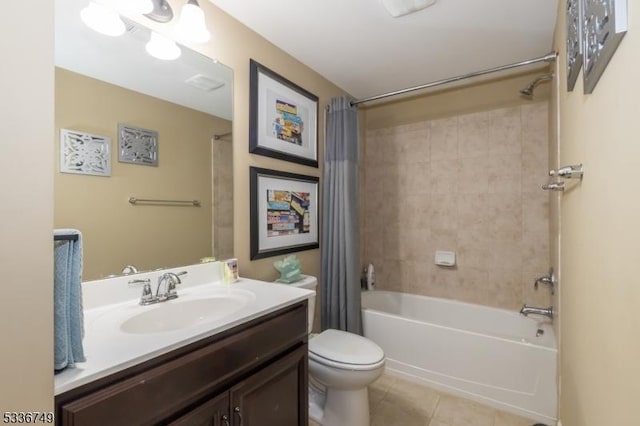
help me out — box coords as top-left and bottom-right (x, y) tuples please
(542, 181), (564, 191)
(534, 268), (555, 295)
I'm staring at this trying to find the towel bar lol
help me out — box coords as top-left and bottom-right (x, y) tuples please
(128, 197), (201, 206)
(54, 234), (79, 241)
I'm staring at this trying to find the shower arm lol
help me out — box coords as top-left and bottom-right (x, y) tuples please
(351, 51), (557, 106)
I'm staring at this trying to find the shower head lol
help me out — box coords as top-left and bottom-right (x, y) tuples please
(520, 86), (534, 97)
(520, 73), (554, 98)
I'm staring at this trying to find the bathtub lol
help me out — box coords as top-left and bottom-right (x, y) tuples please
(362, 290), (557, 424)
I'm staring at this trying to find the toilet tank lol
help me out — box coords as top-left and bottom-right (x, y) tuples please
(283, 275), (316, 334)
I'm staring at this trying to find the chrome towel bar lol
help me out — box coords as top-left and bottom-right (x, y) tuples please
(128, 197), (201, 206)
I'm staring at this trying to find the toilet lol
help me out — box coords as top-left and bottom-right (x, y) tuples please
(284, 275), (385, 426)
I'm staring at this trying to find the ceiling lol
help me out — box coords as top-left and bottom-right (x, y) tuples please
(207, 0), (558, 101)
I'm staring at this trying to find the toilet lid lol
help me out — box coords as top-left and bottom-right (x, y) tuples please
(309, 329), (384, 366)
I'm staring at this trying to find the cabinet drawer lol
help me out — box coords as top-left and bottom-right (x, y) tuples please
(58, 303), (306, 425)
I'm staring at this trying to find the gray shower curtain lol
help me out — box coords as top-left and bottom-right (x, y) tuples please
(321, 96), (362, 334)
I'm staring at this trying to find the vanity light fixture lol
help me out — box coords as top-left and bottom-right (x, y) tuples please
(114, 0), (154, 14)
(145, 31), (182, 60)
(80, 1), (126, 37)
(144, 0), (174, 23)
(175, 0), (211, 43)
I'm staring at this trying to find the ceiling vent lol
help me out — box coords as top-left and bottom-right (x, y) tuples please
(381, 0), (437, 17)
(185, 74), (225, 91)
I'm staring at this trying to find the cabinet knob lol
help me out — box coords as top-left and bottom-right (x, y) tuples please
(234, 406), (243, 425)
(221, 414), (230, 426)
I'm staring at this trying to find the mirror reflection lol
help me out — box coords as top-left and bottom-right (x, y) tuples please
(54, 0), (234, 280)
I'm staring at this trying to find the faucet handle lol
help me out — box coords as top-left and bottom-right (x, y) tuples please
(164, 271), (187, 299)
(137, 281), (155, 305)
(549, 164), (583, 180)
(542, 181), (565, 191)
(533, 268), (555, 294)
(122, 264), (139, 275)
(129, 278), (155, 305)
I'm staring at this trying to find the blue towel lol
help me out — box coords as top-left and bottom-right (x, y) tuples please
(54, 229), (86, 371)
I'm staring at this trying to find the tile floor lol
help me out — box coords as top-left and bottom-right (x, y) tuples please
(310, 374), (537, 426)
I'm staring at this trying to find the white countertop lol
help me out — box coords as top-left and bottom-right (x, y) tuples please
(54, 262), (313, 395)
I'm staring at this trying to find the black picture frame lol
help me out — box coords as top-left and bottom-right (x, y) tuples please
(249, 59), (319, 167)
(250, 167), (319, 260)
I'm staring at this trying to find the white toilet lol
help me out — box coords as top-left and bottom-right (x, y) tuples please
(285, 275), (385, 426)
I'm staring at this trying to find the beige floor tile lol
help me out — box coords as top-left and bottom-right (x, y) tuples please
(431, 394), (495, 426)
(369, 385), (387, 415)
(369, 373), (397, 415)
(372, 373), (397, 390)
(383, 376), (440, 418)
(493, 410), (535, 426)
(312, 373), (538, 426)
(371, 399), (431, 426)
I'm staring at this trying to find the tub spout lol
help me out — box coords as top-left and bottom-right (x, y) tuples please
(520, 305), (554, 320)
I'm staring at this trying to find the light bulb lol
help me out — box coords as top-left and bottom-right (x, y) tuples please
(176, 1), (210, 43)
(145, 31), (181, 60)
(80, 1), (126, 37)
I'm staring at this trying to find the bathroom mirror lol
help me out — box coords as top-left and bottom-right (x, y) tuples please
(54, 0), (233, 280)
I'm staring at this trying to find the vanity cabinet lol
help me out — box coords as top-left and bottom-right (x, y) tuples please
(55, 302), (308, 426)
(171, 346), (306, 426)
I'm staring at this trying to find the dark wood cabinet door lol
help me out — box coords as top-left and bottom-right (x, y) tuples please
(169, 392), (230, 426)
(230, 346), (308, 426)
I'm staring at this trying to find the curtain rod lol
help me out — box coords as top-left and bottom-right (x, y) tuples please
(351, 51), (557, 107)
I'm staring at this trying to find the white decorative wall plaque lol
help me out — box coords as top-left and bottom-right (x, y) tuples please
(582, 0), (628, 94)
(566, 0), (583, 91)
(60, 129), (111, 176)
(118, 124), (158, 166)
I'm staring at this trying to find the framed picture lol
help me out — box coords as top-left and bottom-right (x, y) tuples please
(582, 0), (628, 94)
(60, 128), (111, 177)
(566, 0), (583, 91)
(249, 59), (319, 167)
(118, 123), (158, 166)
(250, 167), (319, 260)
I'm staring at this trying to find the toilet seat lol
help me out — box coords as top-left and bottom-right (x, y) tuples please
(309, 329), (385, 371)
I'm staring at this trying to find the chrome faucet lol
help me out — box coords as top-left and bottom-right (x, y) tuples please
(155, 271), (187, 301)
(128, 271), (187, 306)
(534, 268), (555, 294)
(520, 305), (554, 320)
(128, 278), (154, 305)
(542, 181), (565, 191)
(121, 264), (140, 275)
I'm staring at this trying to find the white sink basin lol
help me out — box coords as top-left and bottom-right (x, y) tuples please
(120, 290), (255, 334)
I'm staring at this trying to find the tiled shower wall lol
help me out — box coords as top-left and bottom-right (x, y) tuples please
(361, 102), (551, 310)
(213, 137), (234, 260)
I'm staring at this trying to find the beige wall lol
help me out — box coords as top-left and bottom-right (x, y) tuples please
(0, 1), (54, 412)
(361, 100), (551, 310)
(553, 2), (640, 426)
(55, 68), (229, 280)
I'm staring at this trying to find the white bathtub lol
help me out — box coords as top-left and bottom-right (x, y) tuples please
(362, 290), (557, 424)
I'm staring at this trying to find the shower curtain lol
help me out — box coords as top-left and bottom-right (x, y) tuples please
(321, 96), (362, 334)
